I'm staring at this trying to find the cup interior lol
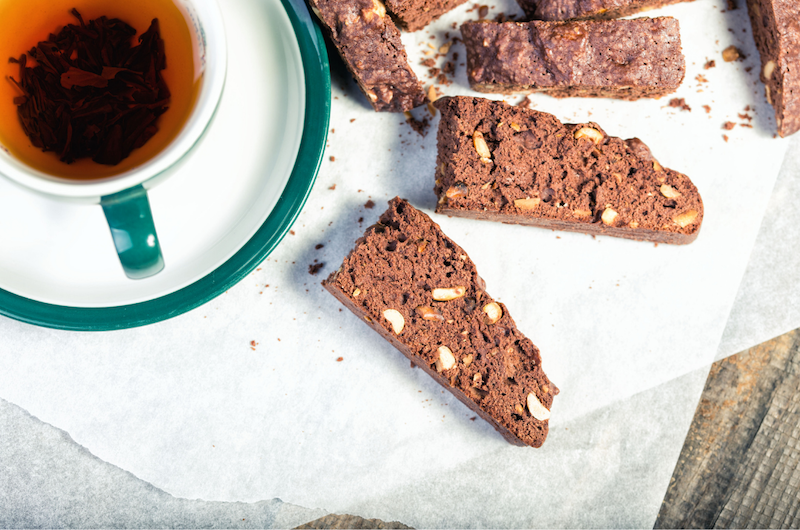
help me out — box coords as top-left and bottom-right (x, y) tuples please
(0, 0), (227, 201)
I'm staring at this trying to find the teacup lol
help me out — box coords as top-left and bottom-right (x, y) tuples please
(0, 0), (226, 279)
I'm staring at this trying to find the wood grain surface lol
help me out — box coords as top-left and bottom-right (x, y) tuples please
(294, 514), (412, 529)
(656, 329), (800, 528)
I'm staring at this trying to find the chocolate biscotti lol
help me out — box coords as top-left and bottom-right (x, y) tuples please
(323, 198), (558, 448)
(746, 0), (800, 137)
(434, 96), (703, 244)
(309, 0), (426, 112)
(516, 0), (694, 22)
(461, 18), (685, 100)
(385, 0), (469, 31)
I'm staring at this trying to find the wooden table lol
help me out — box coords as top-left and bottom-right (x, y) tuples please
(296, 330), (800, 529)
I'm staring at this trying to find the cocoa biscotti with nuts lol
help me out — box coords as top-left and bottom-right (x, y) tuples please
(434, 96), (703, 244)
(516, 0), (694, 22)
(461, 18), (685, 100)
(384, 0), (469, 31)
(745, 0), (800, 137)
(308, 0), (425, 112)
(323, 197), (558, 448)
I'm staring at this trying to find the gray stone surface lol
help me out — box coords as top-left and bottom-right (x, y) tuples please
(0, 397), (326, 529)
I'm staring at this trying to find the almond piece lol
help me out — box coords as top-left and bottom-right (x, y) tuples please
(483, 302), (502, 324)
(432, 286), (466, 301)
(527, 392), (551, 421)
(382, 309), (404, 334)
(416, 305), (444, 322)
(601, 207), (618, 226)
(473, 131), (492, 163)
(574, 127), (604, 144)
(674, 210), (699, 228)
(514, 198), (541, 210)
(463, 354), (474, 366)
(435, 346), (456, 371)
(660, 184), (682, 198)
(763, 60), (776, 80)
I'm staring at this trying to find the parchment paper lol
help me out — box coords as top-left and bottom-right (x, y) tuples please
(0, 0), (797, 526)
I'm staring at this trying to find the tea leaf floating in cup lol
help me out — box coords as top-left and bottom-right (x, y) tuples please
(9, 9), (171, 166)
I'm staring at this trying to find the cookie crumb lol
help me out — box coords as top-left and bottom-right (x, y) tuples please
(722, 45), (744, 62)
(364, 200), (375, 209)
(723, 121), (736, 130)
(704, 59), (716, 69)
(668, 98), (691, 111)
(309, 263), (324, 275)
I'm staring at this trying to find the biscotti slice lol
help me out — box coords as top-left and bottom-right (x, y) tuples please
(309, 0), (426, 112)
(461, 18), (685, 100)
(434, 96), (703, 244)
(385, 0), (469, 31)
(323, 198), (558, 448)
(516, 0), (694, 22)
(746, 0), (800, 137)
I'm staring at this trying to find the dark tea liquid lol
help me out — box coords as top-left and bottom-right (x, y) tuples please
(0, 0), (201, 180)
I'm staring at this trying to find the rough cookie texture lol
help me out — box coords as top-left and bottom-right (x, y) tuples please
(461, 18), (685, 100)
(323, 198), (558, 448)
(745, 0), (800, 137)
(309, 0), (426, 112)
(516, 0), (694, 22)
(385, 0), (469, 31)
(434, 96), (703, 244)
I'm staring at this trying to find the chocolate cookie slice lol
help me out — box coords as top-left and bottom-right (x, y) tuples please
(385, 0), (469, 31)
(461, 18), (685, 100)
(309, 0), (426, 112)
(746, 0), (800, 137)
(323, 198), (558, 448)
(434, 96), (703, 244)
(516, 0), (694, 22)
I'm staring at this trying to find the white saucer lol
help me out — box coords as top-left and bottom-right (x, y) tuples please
(0, 0), (330, 329)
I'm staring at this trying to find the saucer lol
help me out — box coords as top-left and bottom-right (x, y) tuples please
(0, 0), (330, 330)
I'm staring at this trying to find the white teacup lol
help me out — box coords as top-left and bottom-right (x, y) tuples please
(0, 0), (226, 279)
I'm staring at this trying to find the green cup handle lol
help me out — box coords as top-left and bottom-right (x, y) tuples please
(101, 185), (165, 280)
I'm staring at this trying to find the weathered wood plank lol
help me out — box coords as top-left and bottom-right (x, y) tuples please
(655, 329), (800, 529)
(295, 514), (412, 529)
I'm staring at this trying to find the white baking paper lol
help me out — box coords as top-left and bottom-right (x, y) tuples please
(717, 133), (800, 359)
(0, 0), (797, 526)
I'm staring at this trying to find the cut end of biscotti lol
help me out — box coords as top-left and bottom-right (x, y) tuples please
(308, 0), (426, 112)
(433, 96), (704, 244)
(323, 197), (558, 448)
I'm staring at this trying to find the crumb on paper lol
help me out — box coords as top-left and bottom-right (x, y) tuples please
(703, 105), (711, 113)
(290, 230), (296, 236)
(722, 45), (744, 62)
(704, 59), (716, 69)
(723, 134), (729, 142)
(404, 111), (430, 137)
(336, 357), (344, 362)
(364, 200), (375, 209)
(315, 244), (324, 250)
(309, 263), (324, 275)
(695, 74), (708, 83)
(723, 121), (736, 130)
(668, 98), (691, 111)
(329, 156), (335, 162)
(478, 4), (489, 18)
(329, 184), (336, 190)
